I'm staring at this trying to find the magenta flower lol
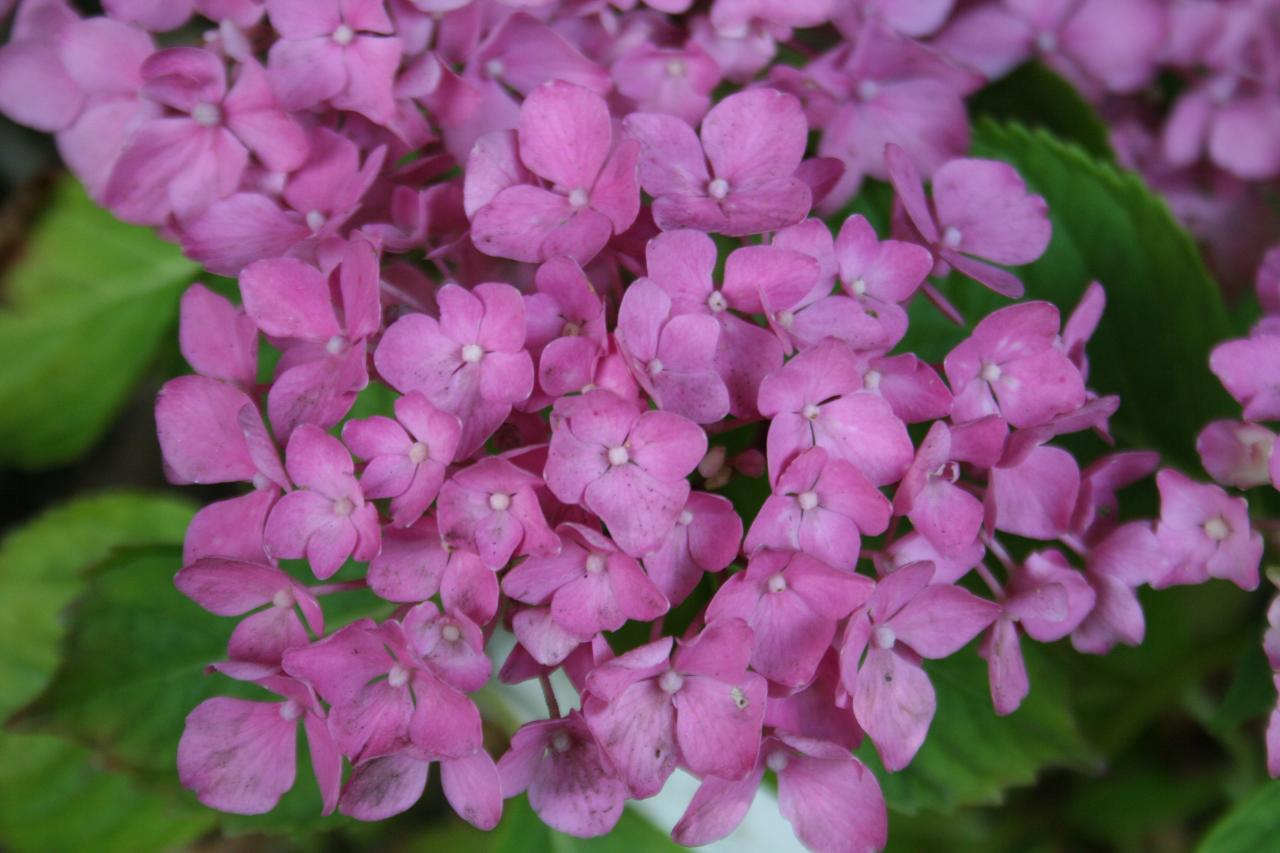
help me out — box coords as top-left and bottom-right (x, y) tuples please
(1210, 334), (1280, 421)
(831, 213), (934, 342)
(436, 456), (559, 570)
(643, 491), (742, 606)
(367, 518), (497, 625)
(583, 619), (767, 796)
(175, 558), (323, 665)
(817, 24), (978, 209)
(854, 352), (954, 424)
(944, 301), (1086, 428)
(1071, 522), (1167, 655)
(980, 550), (1095, 715)
(466, 81), (640, 264)
(624, 88), (812, 236)
(1152, 469), (1262, 591)
(839, 561), (1000, 770)
(1197, 420), (1277, 490)
(986, 445), (1081, 540)
(338, 748), (502, 827)
(155, 375), (286, 489)
(503, 522), (669, 642)
(641, 229), (786, 416)
(179, 668), (340, 815)
(282, 612), (484, 763)
(616, 278), (730, 424)
(265, 0), (402, 123)
(886, 144), (1052, 297)
(105, 49), (306, 225)
(342, 391), (462, 528)
(375, 283), (535, 457)
(612, 44), (720, 126)
(239, 238), (382, 436)
(523, 257), (608, 399)
(757, 338), (914, 487)
(263, 424), (381, 579)
(937, 0), (1167, 96)
(673, 735), (887, 852)
(745, 447), (891, 571)
(893, 421), (990, 558)
(545, 389), (707, 557)
(497, 711), (627, 838)
(708, 549), (874, 687)
(178, 283), (258, 390)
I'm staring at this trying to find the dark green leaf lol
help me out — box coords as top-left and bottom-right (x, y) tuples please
(1200, 781), (1280, 853)
(971, 63), (1115, 161)
(0, 178), (197, 468)
(861, 646), (1098, 814)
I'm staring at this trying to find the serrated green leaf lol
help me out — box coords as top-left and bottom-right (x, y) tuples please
(1199, 781), (1280, 853)
(901, 121), (1233, 469)
(970, 62), (1115, 161)
(861, 647), (1098, 815)
(0, 177), (197, 469)
(0, 492), (210, 852)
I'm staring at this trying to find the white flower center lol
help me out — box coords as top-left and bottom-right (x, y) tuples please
(776, 310), (795, 329)
(942, 226), (963, 249)
(647, 358), (664, 376)
(797, 490), (819, 511)
(1035, 30), (1057, 53)
(1204, 516), (1231, 541)
(665, 58), (687, 77)
(850, 277), (868, 296)
(326, 334), (347, 355)
(461, 343), (485, 363)
(707, 290), (728, 313)
(441, 622), (462, 643)
(279, 700), (302, 721)
(873, 625), (896, 650)
(191, 102), (221, 126)
(387, 664), (410, 687)
(863, 369), (882, 390)
(272, 588), (295, 609)
(332, 497), (354, 517)
(658, 669), (684, 693)
(550, 730), (572, 753)
(678, 509), (694, 526)
(730, 686), (749, 709)
(585, 553), (607, 574)
(932, 460), (960, 483)
(485, 58), (505, 79)
(707, 177), (730, 200)
(766, 751), (789, 772)
(408, 441), (429, 464)
(607, 445), (630, 466)
(306, 210), (328, 231)
(980, 362), (1003, 383)
(488, 492), (511, 512)
(562, 320), (581, 337)
(802, 403), (821, 421)
(767, 573), (787, 593)
(568, 187), (590, 209)
(332, 24), (355, 45)
(857, 79), (879, 100)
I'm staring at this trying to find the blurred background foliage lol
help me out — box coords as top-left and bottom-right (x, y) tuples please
(2, 46), (1280, 852)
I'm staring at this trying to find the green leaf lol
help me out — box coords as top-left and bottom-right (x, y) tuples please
(1199, 781), (1280, 853)
(861, 647), (1098, 815)
(11, 543), (385, 836)
(0, 491), (196, 717)
(0, 493), (211, 852)
(903, 121), (1234, 468)
(0, 177), (197, 469)
(970, 63), (1115, 162)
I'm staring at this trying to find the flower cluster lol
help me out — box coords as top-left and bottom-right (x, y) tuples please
(1, 0), (1274, 850)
